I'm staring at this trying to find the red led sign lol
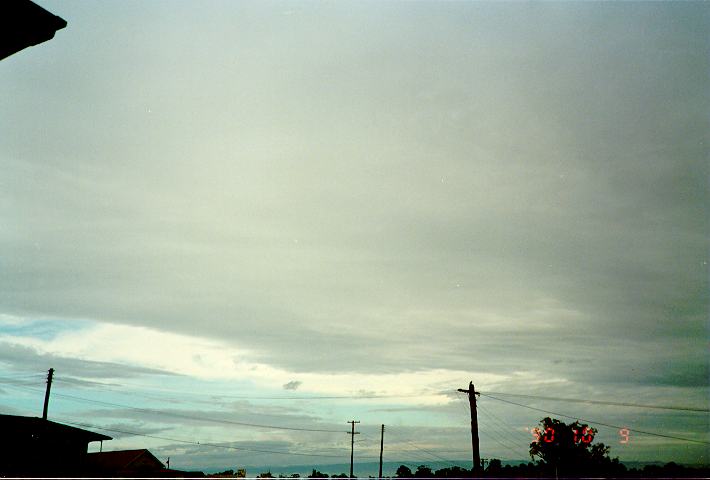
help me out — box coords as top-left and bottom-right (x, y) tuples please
(525, 426), (631, 444)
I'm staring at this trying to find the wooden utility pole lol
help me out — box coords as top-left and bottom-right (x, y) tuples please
(379, 424), (385, 479)
(42, 368), (54, 420)
(347, 420), (360, 478)
(457, 381), (481, 475)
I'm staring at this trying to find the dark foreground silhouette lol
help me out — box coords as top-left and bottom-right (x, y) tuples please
(298, 416), (709, 479)
(388, 461), (710, 479)
(0, 0), (67, 61)
(0, 414), (204, 477)
(2, 414), (706, 478)
(210, 463), (710, 479)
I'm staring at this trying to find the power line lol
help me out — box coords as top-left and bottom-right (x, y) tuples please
(384, 431), (462, 469)
(56, 418), (349, 459)
(477, 426), (526, 459)
(0, 376), (47, 387)
(468, 397), (528, 453)
(477, 402), (533, 446)
(52, 377), (195, 406)
(44, 375), (710, 413)
(52, 391), (347, 433)
(6, 377), (473, 464)
(7, 372), (707, 449)
(477, 404), (532, 453)
(476, 405), (529, 454)
(455, 392), (471, 416)
(0, 372), (46, 379)
(481, 391), (709, 413)
(477, 419), (524, 456)
(384, 441), (454, 470)
(363, 431), (469, 462)
(3, 381), (347, 434)
(53, 376), (425, 400)
(10, 374), (709, 413)
(480, 393), (710, 446)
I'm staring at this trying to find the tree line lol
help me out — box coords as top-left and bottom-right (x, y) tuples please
(246, 417), (708, 479)
(390, 417), (708, 478)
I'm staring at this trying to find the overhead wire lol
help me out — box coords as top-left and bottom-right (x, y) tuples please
(0, 372), (46, 379)
(384, 429), (462, 469)
(477, 428), (525, 459)
(3, 381), (348, 434)
(455, 391), (471, 417)
(53, 376), (426, 401)
(52, 377), (198, 406)
(345, 431), (390, 462)
(458, 392), (519, 455)
(2, 374), (473, 466)
(17, 374), (707, 412)
(476, 405), (530, 458)
(5, 372), (707, 461)
(56, 418), (350, 459)
(52, 377), (710, 413)
(480, 391), (709, 413)
(480, 393), (710, 446)
(386, 438), (460, 468)
(51, 391), (348, 433)
(457, 391), (527, 460)
(378, 436), (446, 471)
(477, 402), (533, 447)
(6, 375), (470, 467)
(0, 376), (48, 387)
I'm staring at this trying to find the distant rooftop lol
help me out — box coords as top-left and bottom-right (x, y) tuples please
(86, 448), (165, 471)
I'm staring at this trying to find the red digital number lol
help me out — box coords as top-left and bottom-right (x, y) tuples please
(543, 427), (555, 443)
(573, 429), (579, 443)
(531, 427), (541, 443)
(581, 427), (593, 444)
(619, 428), (630, 444)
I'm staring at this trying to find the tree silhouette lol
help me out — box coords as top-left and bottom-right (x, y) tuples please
(529, 417), (622, 476)
(395, 465), (412, 478)
(485, 459), (502, 476)
(433, 466), (471, 478)
(308, 469), (329, 478)
(413, 465), (433, 477)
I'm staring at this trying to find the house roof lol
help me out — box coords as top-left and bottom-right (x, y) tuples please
(86, 449), (165, 470)
(0, 0), (67, 61)
(0, 414), (112, 442)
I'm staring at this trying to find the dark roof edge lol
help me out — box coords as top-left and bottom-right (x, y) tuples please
(0, 414), (112, 441)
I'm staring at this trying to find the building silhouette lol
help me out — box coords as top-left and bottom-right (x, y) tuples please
(0, 414), (204, 477)
(0, 414), (111, 476)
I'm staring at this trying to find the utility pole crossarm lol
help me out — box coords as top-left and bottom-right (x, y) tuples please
(457, 383), (480, 396)
(347, 420), (360, 479)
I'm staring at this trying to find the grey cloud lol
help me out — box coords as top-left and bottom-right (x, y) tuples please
(74, 401), (345, 436)
(0, 404), (23, 415)
(82, 421), (171, 440)
(283, 381), (302, 391)
(0, 342), (177, 380)
(614, 360), (709, 389)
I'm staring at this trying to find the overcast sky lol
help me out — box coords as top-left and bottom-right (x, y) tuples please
(0, 0), (708, 473)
